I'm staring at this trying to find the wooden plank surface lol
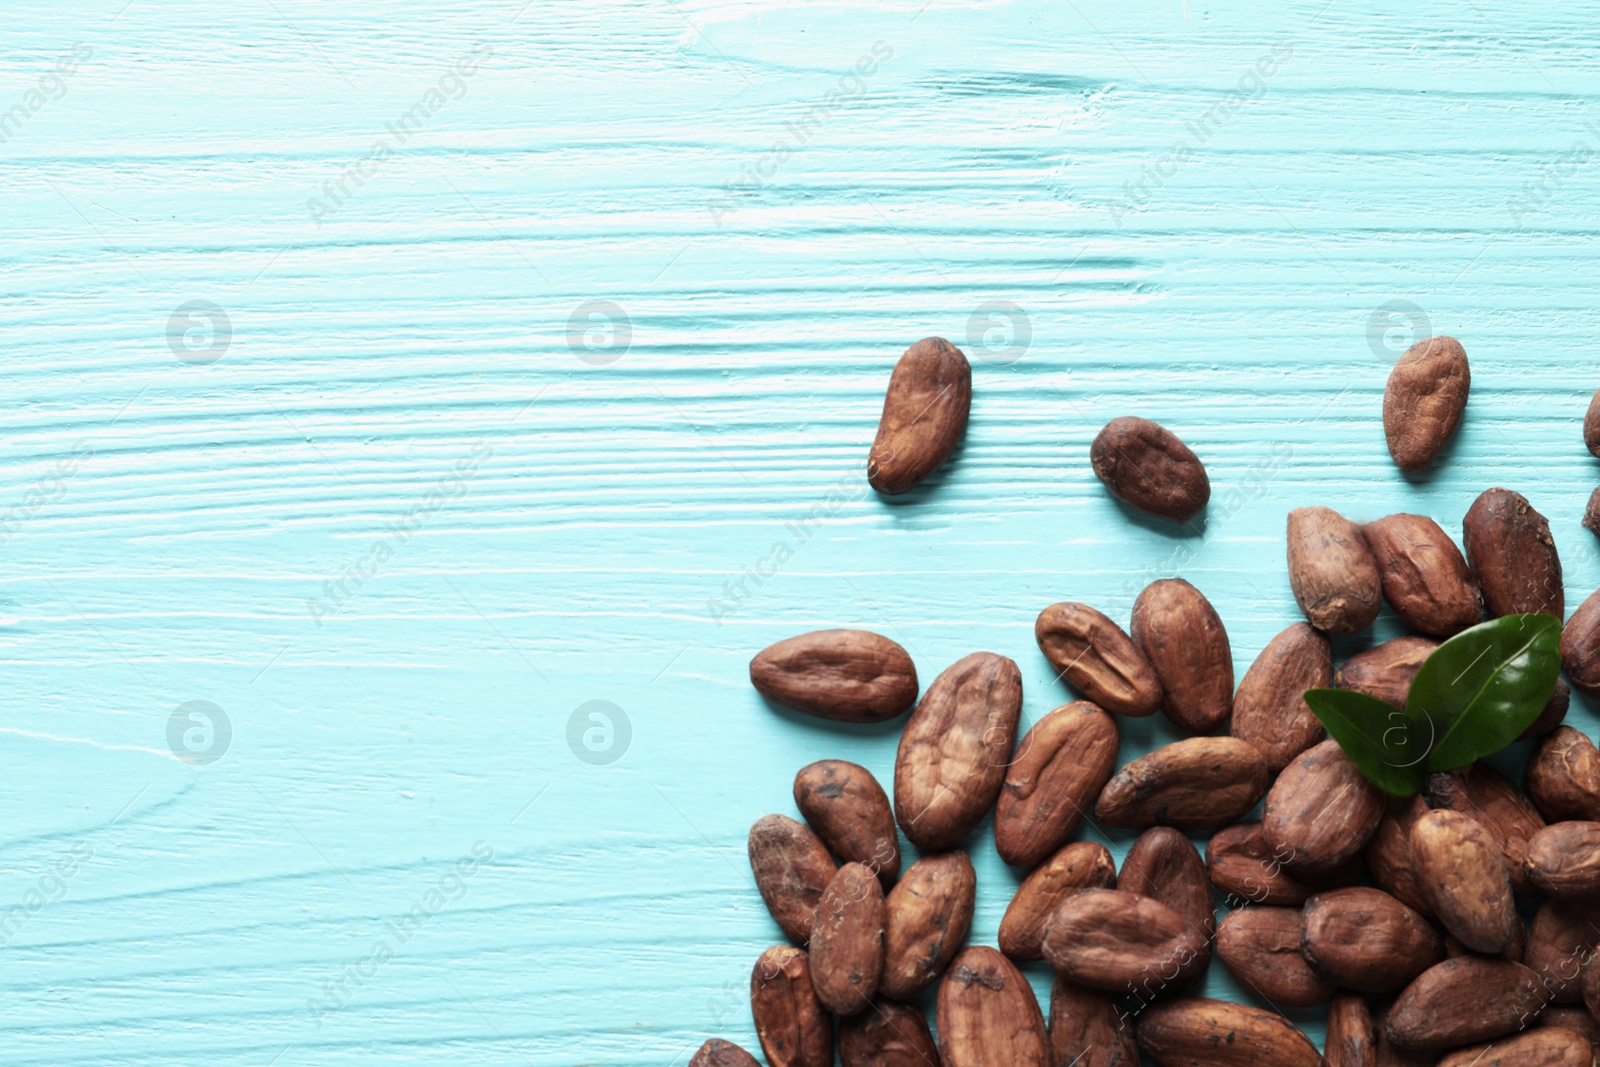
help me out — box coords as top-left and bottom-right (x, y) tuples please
(5, 0), (1600, 1062)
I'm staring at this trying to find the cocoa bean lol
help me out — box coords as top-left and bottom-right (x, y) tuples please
(1383, 334), (1470, 472)
(748, 814), (837, 943)
(1040, 888), (1210, 995)
(1542, 1006), (1600, 1051)
(1301, 886), (1444, 993)
(1587, 386), (1600, 458)
(1526, 821), (1600, 900)
(1363, 512), (1483, 636)
(839, 999), (939, 1067)
(1527, 726), (1600, 824)
(1034, 602), (1162, 717)
(1089, 416), (1209, 523)
(993, 701), (1118, 868)
(1215, 905), (1334, 1007)
(1463, 487), (1563, 618)
(936, 946), (1048, 1067)
(1287, 505), (1383, 634)
(1365, 795), (1436, 917)
(1119, 826), (1215, 940)
(1520, 676), (1572, 742)
(1335, 635), (1438, 708)
(1562, 586), (1600, 698)
(1231, 622), (1332, 773)
(1047, 978), (1136, 1067)
(1410, 809), (1518, 954)
(1525, 898), (1600, 1005)
(1261, 738), (1385, 874)
(751, 629), (919, 723)
(794, 760), (900, 887)
(809, 862), (886, 1015)
(1586, 486), (1600, 536)
(1385, 957), (1545, 1052)
(1137, 998), (1322, 1067)
(1130, 578), (1233, 733)
(689, 1039), (761, 1067)
(751, 946), (833, 1067)
(1430, 763), (1547, 899)
(1325, 993), (1377, 1067)
(997, 842), (1117, 963)
(868, 337), (970, 495)
(894, 652), (1021, 850)
(1207, 821), (1361, 907)
(1094, 736), (1269, 831)
(1436, 1027), (1592, 1067)
(881, 851), (976, 1000)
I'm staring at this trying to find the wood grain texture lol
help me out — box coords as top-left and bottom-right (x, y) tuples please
(4, 0), (1600, 1063)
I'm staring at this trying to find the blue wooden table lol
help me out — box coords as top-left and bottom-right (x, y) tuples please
(5, 0), (1599, 1062)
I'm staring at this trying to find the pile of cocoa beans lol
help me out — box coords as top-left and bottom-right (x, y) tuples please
(685, 335), (1600, 1067)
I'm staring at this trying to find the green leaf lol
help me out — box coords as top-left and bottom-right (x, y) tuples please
(1407, 613), (1563, 773)
(1303, 688), (1430, 797)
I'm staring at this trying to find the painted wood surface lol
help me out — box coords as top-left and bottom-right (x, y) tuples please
(5, 0), (1600, 1062)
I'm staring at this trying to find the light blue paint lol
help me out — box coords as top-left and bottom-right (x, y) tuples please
(2, 0), (1598, 1062)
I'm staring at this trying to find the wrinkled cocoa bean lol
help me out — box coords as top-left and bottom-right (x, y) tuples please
(1362, 512), (1482, 636)
(1463, 487), (1563, 618)
(1034, 602), (1162, 717)
(1231, 622), (1332, 773)
(1089, 416), (1209, 523)
(994, 701), (1118, 868)
(1287, 506), (1383, 634)
(1130, 578), (1233, 733)
(751, 629), (919, 722)
(868, 337), (971, 495)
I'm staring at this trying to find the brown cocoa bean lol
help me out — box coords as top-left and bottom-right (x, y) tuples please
(1094, 736), (1269, 831)
(1047, 978), (1136, 1067)
(1437, 1027), (1592, 1067)
(1207, 821), (1361, 906)
(881, 851), (976, 1000)
(1527, 821), (1600, 900)
(839, 999), (940, 1067)
(794, 759), (901, 887)
(1130, 578), (1233, 733)
(751, 946), (833, 1067)
(689, 1039), (762, 1067)
(936, 946), (1048, 1067)
(1521, 676), (1572, 742)
(868, 336), (971, 495)
(997, 842), (1117, 963)
(1542, 1006), (1600, 1051)
(1587, 486), (1600, 536)
(993, 701), (1118, 868)
(1525, 899), (1600, 1005)
(1136, 998), (1322, 1067)
(1034, 602), (1162, 717)
(1089, 416), (1209, 523)
(1301, 886), (1444, 993)
(1385, 957), (1545, 1052)
(1040, 888), (1210, 995)
(1287, 505), (1383, 633)
(1383, 335), (1470, 472)
(1430, 763), (1547, 898)
(1587, 387), (1600, 457)
(1231, 622), (1332, 773)
(894, 652), (1021, 850)
(1562, 586), (1600, 698)
(1586, 953), (1600, 1021)
(1365, 795), (1435, 917)
(751, 629), (919, 723)
(1528, 726), (1600, 824)
(1363, 513), (1483, 635)
(1374, 1005), (1438, 1067)
(809, 863), (886, 1014)
(1463, 487), (1564, 618)
(1410, 809), (1519, 954)
(1325, 993), (1377, 1067)
(1215, 905), (1334, 1007)
(1443, 918), (1528, 961)
(748, 814), (837, 943)
(1261, 738), (1385, 874)
(1335, 635), (1438, 708)
(1119, 826), (1215, 940)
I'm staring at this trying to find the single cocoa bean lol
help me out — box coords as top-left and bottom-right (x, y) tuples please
(881, 851), (976, 1000)
(1335, 635), (1438, 708)
(1528, 726), (1600, 824)
(794, 760), (900, 887)
(1287, 505), (1383, 634)
(1207, 821), (1361, 906)
(1137, 998), (1322, 1067)
(689, 1040), (761, 1067)
(993, 701), (1118, 868)
(1094, 736), (1269, 831)
(1089, 416), (1209, 523)
(1463, 487), (1564, 618)
(751, 629), (918, 723)
(1586, 486), (1600, 536)
(1034, 602), (1162, 717)
(1436, 1027), (1592, 1067)
(1231, 622), (1332, 773)
(1119, 826), (1215, 940)
(1047, 978), (1136, 1067)
(1261, 738), (1385, 874)
(1325, 993), (1377, 1067)
(997, 841), (1117, 963)
(1586, 953), (1600, 1021)
(1443, 918), (1527, 961)
(1430, 763), (1547, 898)
(1562, 586), (1600, 698)
(1525, 898), (1600, 1005)
(1374, 1005), (1437, 1067)
(1385, 957), (1545, 1052)
(1542, 1006), (1600, 1051)
(1383, 335), (1470, 472)
(868, 337), (971, 495)
(1527, 821), (1600, 899)
(894, 652), (1021, 850)
(1215, 905), (1334, 1007)
(1301, 886), (1444, 993)
(809, 862), (886, 1014)
(1130, 578), (1233, 733)
(1040, 888), (1210, 995)
(1362, 513), (1483, 635)
(1365, 795), (1435, 917)
(936, 946), (1048, 1067)
(748, 814), (837, 943)
(1587, 386), (1600, 457)
(751, 946), (833, 1067)
(839, 999), (939, 1067)
(1410, 810), (1518, 954)
(1520, 676), (1571, 742)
